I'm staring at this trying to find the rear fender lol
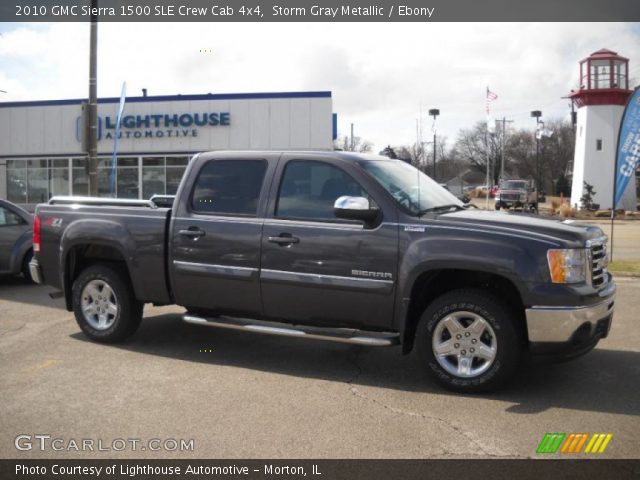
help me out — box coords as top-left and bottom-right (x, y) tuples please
(60, 219), (141, 306)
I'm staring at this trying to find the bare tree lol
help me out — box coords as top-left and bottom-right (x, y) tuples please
(504, 130), (536, 180)
(452, 122), (503, 185)
(505, 119), (575, 194)
(334, 134), (373, 153)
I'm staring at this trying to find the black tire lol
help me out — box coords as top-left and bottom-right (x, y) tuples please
(416, 288), (522, 393)
(495, 203), (501, 210)
(21, 250), (34, 283)
(72, 263), (143, 343)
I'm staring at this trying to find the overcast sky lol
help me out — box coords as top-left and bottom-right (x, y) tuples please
(1, 22), (639, 151)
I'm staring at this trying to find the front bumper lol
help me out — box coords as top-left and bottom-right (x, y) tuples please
(525, 281), (615, 356)
(29, 258), (43, 284)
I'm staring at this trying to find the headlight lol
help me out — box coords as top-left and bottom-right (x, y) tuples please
(547, 249), (587, 283)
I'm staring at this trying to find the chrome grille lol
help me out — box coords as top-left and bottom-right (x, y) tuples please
(500, 193), (520, 201)
(588, 237), (609, 288)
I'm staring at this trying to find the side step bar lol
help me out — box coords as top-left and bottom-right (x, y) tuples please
(183, 314), (400, 347)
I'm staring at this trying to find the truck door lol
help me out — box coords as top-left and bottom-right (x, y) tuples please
(170, 156), (274, 316)
(0, 205), (29, 274)
(260, 156), (398, 330)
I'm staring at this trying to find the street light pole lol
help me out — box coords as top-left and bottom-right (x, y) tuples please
(531, 110), (542, 213)
(428, 109), (439, 180)
(87, 0), (99, 196)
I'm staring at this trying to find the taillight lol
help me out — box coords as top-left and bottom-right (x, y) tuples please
(33, 215), (41, 253)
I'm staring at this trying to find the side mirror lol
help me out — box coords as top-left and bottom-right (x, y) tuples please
(334, 196), (379, 223)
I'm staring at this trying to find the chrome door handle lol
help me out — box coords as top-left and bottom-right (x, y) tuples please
(268, 235), (300, 245)
(179, 228), (206, 238)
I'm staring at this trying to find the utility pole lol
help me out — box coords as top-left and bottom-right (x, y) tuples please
(87, 0), (99, 196)
(531, 110), (543, 213)
(350, 123), (354, 151)
(499, 117), (514, 181)
(428, 109), (440, 180)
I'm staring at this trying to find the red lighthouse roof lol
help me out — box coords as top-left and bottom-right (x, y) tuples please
(568, 48), (632, 108)
(582, 49), (629, 62)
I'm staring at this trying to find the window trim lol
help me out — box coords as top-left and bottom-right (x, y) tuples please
(274, 159), (372, 225)
(188, 158), (269, 218)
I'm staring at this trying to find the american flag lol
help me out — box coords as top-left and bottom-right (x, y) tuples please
(486, 87), (498, 114)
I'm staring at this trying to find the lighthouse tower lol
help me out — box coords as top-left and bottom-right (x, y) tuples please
(569, 49), (635, 211)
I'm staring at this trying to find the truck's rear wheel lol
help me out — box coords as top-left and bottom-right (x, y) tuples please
(72, 263), (142, 343)
(416, 288), (521, 393)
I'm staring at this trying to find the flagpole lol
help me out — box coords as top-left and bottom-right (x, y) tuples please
(610, 182), (616, 264)
(110, 82), (127, 196)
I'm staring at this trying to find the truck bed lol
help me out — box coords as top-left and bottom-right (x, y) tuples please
(36, 197), (172, 305)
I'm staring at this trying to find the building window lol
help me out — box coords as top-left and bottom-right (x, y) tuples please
(596, 139), (603, 151)
(50, 159), (70, 198)
(590, 60), (611, 89)
(142, 156), (165, 199)
(72, 158), (89, 196)
(7, 160), (27, 203)
(6, 154), (191, 203)
(6, 158), (70, 203)
(116, 157), (139, 199)
(166, 156), (189, 195)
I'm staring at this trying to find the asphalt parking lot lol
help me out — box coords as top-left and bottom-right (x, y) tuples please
(1, 275), (639, 459)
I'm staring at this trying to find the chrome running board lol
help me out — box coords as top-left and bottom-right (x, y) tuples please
(183, 314), (400, 347)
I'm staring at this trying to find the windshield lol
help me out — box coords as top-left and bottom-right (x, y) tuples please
(357, 159), (462, 215)
(500, 180), (528, 190)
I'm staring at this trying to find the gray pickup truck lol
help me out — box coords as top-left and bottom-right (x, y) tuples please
(495, 179), (537, 211)
(31, 151), (615, 392)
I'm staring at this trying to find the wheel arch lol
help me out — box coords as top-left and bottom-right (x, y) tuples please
(401, 268), (527, 353)
(62, 243), (134, 311)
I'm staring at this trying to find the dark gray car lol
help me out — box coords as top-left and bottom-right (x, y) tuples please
(0, 199), (34, 282)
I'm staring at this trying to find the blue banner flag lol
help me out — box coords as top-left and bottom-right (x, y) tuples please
(110, 82), (127, 195)
(614, 86), (640, 208)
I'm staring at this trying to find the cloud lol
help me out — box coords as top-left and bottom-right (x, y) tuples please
(1, 22), (639, 151)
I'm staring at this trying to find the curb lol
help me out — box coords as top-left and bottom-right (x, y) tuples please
(610, 271), (640, 278)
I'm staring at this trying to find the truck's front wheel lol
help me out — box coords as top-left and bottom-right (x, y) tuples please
(416, 289), (521, 393)
(72, 263), (143, 343)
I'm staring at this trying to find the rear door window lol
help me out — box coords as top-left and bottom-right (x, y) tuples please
(191, 160), (267, 216)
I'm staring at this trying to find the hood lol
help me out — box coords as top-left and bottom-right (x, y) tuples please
(436, 209), (604, 246)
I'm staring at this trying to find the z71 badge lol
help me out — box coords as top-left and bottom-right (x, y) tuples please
(44, 217), (63, 228)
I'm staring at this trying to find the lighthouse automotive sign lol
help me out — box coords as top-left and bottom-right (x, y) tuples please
(76, 111), (231, 142)
(614, 87), (640, 208)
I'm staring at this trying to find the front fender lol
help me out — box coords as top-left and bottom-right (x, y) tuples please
(400, 235), (543, 297)
(394, 233), (551, 337)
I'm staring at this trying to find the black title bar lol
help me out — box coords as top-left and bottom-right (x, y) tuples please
(2, 0), (640, 22)
(3, 459), (640, 480)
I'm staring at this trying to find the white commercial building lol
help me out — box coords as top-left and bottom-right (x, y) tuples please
(0, 91), (335, 205)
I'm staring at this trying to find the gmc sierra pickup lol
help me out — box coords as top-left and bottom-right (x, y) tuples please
(30, 151), (615, 392)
